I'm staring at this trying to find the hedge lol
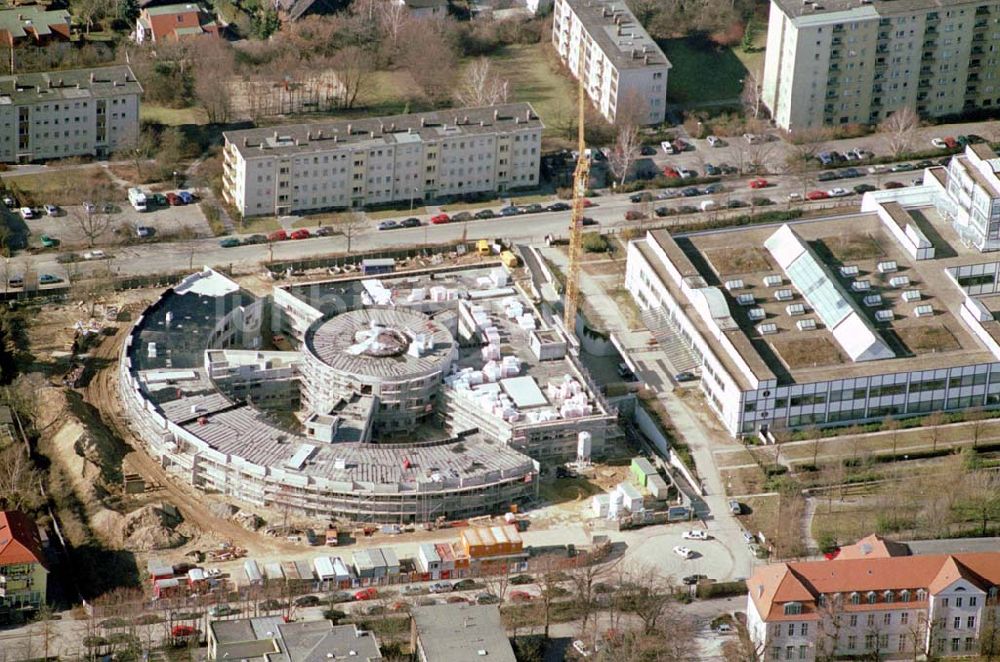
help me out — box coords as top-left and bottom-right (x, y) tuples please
(696, 580), (747, 599)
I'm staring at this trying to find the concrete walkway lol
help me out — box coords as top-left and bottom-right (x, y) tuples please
(540, 246), (757, 580)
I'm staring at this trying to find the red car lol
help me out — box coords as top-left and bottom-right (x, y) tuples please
(749, 178), (769, 189)
(806, 190), (830, 200)
(354, 588), (378, 601)
(944, 136), (958, 149)
(672, 139), (688, 152)
(165, 192), (182, 206)
(624, 210), (645, 220)
(171, 625), (196, 637)
(290, 229), (311, 240)
(510, 591), (534, 603)
(662, 166), (680, 178)
(268, 229), (288, 241)
(430, 213), (450, 224)
(581, 198), (595, 207)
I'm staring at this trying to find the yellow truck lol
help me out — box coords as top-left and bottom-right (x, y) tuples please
(501, 250), (519, 268)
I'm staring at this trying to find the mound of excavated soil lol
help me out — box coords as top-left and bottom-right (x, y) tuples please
(118, 504), (187, 551)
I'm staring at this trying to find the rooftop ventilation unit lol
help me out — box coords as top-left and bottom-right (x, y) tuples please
(737, 293), (756, 306)
(863, 294), (883, 307)
(852, 280), (871, 292)
(758, 323), (778, 335)
(902, 289), (922, 302)
(786, 303), (806, 316)
(840, 265), (860, 277)
(748, 307), (766, 321)
(763, 275), (783, 288)
(877, 260), (898, 274)
(875, 309), (894, 323)
(725, 279), (745, 291)
(889, 275), (910, 288)
(797, 318), (817, 331)
(775, 289), (794, 301)
(914, 304), (934, 317)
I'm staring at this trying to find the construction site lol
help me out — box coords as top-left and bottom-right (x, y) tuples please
(116, 260), (620, 525)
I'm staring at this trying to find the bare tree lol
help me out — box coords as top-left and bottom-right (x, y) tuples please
(455, 58), (510, 108)
(334, 212), (366, 254)
(114, 124), (157, 183)
(71, 206), (113, 248)
(481, 563), (514, 604)
(959, 469), (1000, 536)
(377, 0), (410, 53)
(331, 46), (373, 109)
(608, 123), (641, 187)
(924, 411), (945, 453)
(882, 415), (901, 458)
(879, 106), (920, 159)
(193, 40), (236, 124)
(568, 559), (604, 639)
(0, 445), (43, 511)
(741, 66), (765, 121)
(979, 593), (1000, 661)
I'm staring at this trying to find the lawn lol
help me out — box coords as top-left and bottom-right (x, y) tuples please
(237, 216), (281, 234)
(367, 206), (426, 220)
(141, 105), (209, 126)
(659, 36), (749, 105)
(3, 167), (121, 206)
(359, 70), (428, 116)
(491, 43), (576, 146)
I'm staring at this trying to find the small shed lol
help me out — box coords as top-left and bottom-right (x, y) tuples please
(314, 556), (338, 585)
(244, 559), (263, 585)
(629, 457), (657, 487)
(332, 556), (353, 584)
(617, 482), (644, 513)
(264, 561), (284, 582)
(147, 559), (173, 582)
(380, 547), (400, 575)
(153, 577), (182, 599)
(353, 548), (387, 580)
(647, 474), (670, 501)
(418, 543), (441, 574)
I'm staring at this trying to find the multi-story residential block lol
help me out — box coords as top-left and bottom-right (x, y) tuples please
(762, 0), (1000, 131)
(929, 143), (1000, 251)
(747, 536), (1000, 660)
(0, 510), (48, 616)
(551, 0), (670, 126)
(222, 104), (542, 217)
(0, 65), (140, 163)
(136, 4), (220, 44)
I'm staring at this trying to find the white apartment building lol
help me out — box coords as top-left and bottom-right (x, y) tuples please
(222, 104), (542, 217)
(0, 66), (140, 162)
(762, 0), (1000, 131)
(927, 143), (1000, 251)
(747, 535), (1000, 660)
(551, 0), (670, 126)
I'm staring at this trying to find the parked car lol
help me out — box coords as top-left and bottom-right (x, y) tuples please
(915, 160), (934, 169)
(208, 605), (236, 617)
(582, 217), (598, 226)
(682, 574), (707, 585)
(400, 217), (422, 228)
(730, 500), (743, 515)
(520, 203), (544, 214)
(268, 229), (288, 242)
(640, 144), (657, 156)
(853, 148), (874, 160)
(806, 190), (830, 200)
(654, 206), (673, 217)
(429, 582), (453, 594)
(165, 192), (182, 206)
(509, 591), (534, 602)
(748, 178), (769, 189)
(854, 184), (877, 194)
(706, 135), (722, 147)
(135, 225), (152, 238)
(676, 205), (697, 214)
(219, 237), (240, 248)
(681, 187), (700, 197)
(573, 640), (594, 658)
(476, 592), (500, 605)
(678, 169), (698, 179)
(817, 171), (840, 182)
(702, 183), (723, 194)
(294, 595), (320, 607)
(656, 189), (680, 199)
(7, 274), (23, 288)
(377, 220), (399, 231)
(83, 250), (106, 260)
(743, 531), (756, 544)
(2, 195), (15, 207)
(787, 192), (803, 202)
(290, 229), (311, 239)
(19, 207), (34, 220)
(475, 209), (496, 219)
(673, 546), (694, 559)
(44, 204), (60, 216)
(966, 134), (985, 144)
(703, 163), (720, 176)
(883, 181), (905, 189)
(624, 210), (645, 221)
(177, 190), (194, 204)
(546, 202), (571, 212)
(660, 140), (676, 155)
(727, 199), (748, 208)
(751, 197), (773, 206)
(401, 585), (423, 596)
(629, 192), (653, 203)
(451, 211), (473, 222)
(149, 193), (168, 207)
(890, 163), (915, 172)
(354, 588), (378, 601)
(841, 167), (863, 178)
(242, 234), (267, 245)
(682, 530), (709, 540)
(675, 371), (697, 382)
(430, 213), (450, 224)
(39, 234), (57, 248)
(662, 166), (680, 178)
(617, 361), (636, 380)
(827, 187), (851, 197)
(453, 579), (477, 591)
(315, 226), (334, 236)
(717, 623), (734, 634)
(944, 136), (958, 149)
(499, 206), (520, 216)
(172, 625), (196, 637)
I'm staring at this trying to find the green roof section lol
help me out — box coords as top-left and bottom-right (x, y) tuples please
(0, 6), (70, 40)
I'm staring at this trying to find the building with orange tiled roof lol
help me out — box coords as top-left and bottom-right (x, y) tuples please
(135, 3), (219, 44)
(747, 540), (1000, 660)
(0, 510), (48, 615)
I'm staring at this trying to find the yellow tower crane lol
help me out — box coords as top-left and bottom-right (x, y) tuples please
(562, 47), (590, 334)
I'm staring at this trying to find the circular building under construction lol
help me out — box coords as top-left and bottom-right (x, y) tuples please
(118, 266), (618, 523)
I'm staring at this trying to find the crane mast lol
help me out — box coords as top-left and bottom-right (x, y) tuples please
(563, 46), (590, 334)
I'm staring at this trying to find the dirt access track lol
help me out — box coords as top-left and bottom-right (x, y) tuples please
(83, 324), (301, 559)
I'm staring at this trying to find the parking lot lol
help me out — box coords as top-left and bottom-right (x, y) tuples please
(16, 199), (212, 252)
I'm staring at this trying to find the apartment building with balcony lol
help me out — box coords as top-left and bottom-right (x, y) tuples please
(221, 104), (542, 217)
(0, 511), (48, 617)
(551, 0), (670, 126)
(926, 143), (1000, 251)
(762, 0), (1000, 131)
(747, 536), (1000, 660)
(0, 65), (141, 163)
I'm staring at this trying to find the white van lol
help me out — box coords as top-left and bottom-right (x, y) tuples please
(660, 141), (677, 155)
(128, 187), (148, 212)
(700, 200), (718, 212)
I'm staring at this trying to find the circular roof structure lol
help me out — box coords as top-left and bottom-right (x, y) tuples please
(304, 307), (457, 379)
